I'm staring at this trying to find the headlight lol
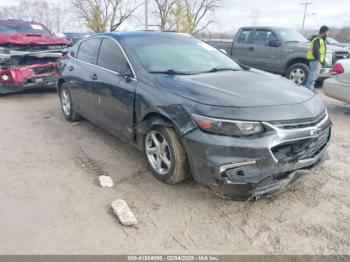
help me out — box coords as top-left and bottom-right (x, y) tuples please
(325, 51), (333, 65)
(1, 74), (9, 81)
(192, 114), (264, 136)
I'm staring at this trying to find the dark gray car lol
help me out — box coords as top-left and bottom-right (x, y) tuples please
(57, 32), (331, 200)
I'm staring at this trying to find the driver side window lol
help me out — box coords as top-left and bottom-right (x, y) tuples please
(253, 30), (277, 46)
(97, 38), (132, 76)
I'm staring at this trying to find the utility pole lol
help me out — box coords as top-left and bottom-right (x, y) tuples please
(301, 2), (312, 35)
(145, 0), (149, 30)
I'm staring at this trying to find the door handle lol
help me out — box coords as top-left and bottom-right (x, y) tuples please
(90, 73), (98, 81)
(248, 47), (254, 51)
(68, 65), (74, 71)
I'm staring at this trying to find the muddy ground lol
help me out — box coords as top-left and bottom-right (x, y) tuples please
(0, 88), (349, 255)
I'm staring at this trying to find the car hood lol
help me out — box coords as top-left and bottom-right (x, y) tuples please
(153, 70), (314, 107)
(327, 44), (349, 52)
(0, 33), (70, 46)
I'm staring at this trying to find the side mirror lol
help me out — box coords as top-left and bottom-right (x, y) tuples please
(219, 49), (228, 55)
(117, 63), (134, 79)
(267, 39), (280, 47)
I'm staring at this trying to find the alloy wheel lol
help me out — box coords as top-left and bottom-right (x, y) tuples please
(61, 89), (71, 116)
(145, 130), (172, 175)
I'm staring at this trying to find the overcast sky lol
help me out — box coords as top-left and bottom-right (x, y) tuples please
(1, 0), (350, 33)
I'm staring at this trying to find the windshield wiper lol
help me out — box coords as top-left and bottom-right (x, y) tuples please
(149, 69), (192, 75)
(202, 67), (239, 73)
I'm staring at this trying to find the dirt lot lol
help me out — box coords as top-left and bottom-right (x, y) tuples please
(0, 88), (349, 255)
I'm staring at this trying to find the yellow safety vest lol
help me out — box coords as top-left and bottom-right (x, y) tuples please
(307, 36), (326, 64)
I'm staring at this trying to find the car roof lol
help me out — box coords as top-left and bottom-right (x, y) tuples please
(91, 31), (192, 41)
(239, 26), (289, 30)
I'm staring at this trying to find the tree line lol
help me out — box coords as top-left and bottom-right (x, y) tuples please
(0, 0), (221, 35)
(1, 0), (350, 42)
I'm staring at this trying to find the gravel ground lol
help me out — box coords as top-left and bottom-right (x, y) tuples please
(0, 88), (349, 255)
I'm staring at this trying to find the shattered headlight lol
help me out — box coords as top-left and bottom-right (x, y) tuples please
(192, 114), (264, 137)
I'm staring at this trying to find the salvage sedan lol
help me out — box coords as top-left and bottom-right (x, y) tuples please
(0, 20), (70, 95)
(57, 32), (331, 200)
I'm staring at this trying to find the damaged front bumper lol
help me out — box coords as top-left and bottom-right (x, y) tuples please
(182, 112), (332, 200)
(0, 63), (57, 94)
(0, 47), (67, 94)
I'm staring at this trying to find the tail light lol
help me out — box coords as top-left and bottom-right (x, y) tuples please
(332, 63), (344, 75)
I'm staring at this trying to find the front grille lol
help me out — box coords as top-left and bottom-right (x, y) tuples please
(33, 65), (54, 74)
(272, 128), (331, 163)
(334, 51), (350, 63)
(268, 112), (327, 130)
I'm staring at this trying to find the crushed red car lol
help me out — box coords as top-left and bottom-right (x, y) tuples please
(0, 20), (71, 95)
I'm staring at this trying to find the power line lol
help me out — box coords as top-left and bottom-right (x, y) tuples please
(301, 2), (312, 35)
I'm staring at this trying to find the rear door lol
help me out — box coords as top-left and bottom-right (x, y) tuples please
(250, 29), (282, 72)
(91, 37), (137, 141)
(231, 29), (255, 65)
(69, 37), (101, 118)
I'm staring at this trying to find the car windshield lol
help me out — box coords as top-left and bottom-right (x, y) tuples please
(0, 22), (51, 35)
(127, 35), (241, 74)
(277, 29), (309, 43)
(327, 37), (340, 45)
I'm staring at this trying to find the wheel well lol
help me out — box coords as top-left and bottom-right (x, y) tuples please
(285, 58), (308, 74)
(57, 79), (65, 93)
(134, 112), (176, 145)
(141, 112), (174, 130)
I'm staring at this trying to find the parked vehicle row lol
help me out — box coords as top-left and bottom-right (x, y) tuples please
(206, 26), (350, 86)
(0, 19), (71, 95)
(57, 32), (331, 200)
(55, 32), (89, 44)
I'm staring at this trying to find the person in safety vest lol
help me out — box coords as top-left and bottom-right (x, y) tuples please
(305, 25), (330, 91)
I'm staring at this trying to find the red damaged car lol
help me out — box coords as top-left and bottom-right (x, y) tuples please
(0, 20), (71, 95)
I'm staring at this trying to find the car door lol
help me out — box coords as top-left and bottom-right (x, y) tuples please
(250, 29), (282, 72)
(231, 29), (255, 65)
(91, 37), (137, 141)
(69, 37), (101, 118)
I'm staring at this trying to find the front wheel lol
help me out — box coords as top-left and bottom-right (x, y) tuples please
(286, 63), (309, 86)
(144, 125), (190, 184)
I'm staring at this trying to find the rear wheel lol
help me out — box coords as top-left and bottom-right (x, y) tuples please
(286, 63), (309, 86)
(60, 84), (82, 122)
(144, 125), (190, 184)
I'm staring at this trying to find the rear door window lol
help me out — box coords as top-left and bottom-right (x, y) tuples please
(77, 38), (101, 64)
(237, 29), (252, 43)
(97, 38), (131, 74)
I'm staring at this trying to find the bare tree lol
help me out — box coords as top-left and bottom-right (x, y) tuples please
(183, 0), (221, 34)
(109, 0), (143, 31)
(73, 0), (141, 32)
(73, 0), (109, 32)
(153, 0), (176, 31)
(0, 0), (73, 32)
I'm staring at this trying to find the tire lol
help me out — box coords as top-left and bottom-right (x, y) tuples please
(59, 83), (82, 122)
(143, 125), (190, 184)
(286, 63), (309, 86)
